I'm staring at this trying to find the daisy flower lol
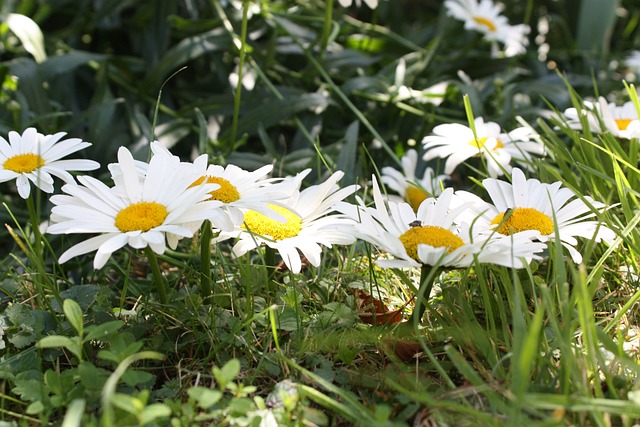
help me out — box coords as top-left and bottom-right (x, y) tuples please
(444, 0), (530, 57)
(215, 170), (358, 274)
(0, 127), (99, 199)
(338, 0), (378, 8)
(345, 176), (544, 270)
(381, 149), (450, 211)
(422, 117), (544, 178)
(457, 168), (616, 263)
(561, 97), (640, 140)
(47, 146), (222, 269)
(189, 154), (294, 231)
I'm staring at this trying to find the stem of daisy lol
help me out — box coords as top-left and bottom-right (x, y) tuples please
(229, 0), (250, 150)
(200, 220), (213, 304)
(144, 246), (168, 305)
(320, 0), (334, 57)
(411, 264), (438, 324)
(25, 195), (43, 258)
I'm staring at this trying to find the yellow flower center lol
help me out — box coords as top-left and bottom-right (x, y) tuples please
(491, 207), (554, 235)
(406, 186), (428, 212)
(473, 16), (497, 32)
(191, 176), (240, 203)
(243, 204), (302, 240)
(3, 153), (45, 173)
(115, 202), (168, 232)
(399, 225), (464, 261)
(615, 118), (633, 131)
(468, 137), (504, 150)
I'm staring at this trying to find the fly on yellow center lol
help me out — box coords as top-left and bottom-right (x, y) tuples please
(4, 153), (45, 173)
(399, 225), (464, 261)
(243, 204), (302, 240)
(406, 186), (428, 212)
(115, 202), (168, 233)
(491, 207), (554, 235)
(473, 16), (497, 32)
(615, 118), (633, 131)
(468, 137), (504, 150)
(191, 176), (240, 203)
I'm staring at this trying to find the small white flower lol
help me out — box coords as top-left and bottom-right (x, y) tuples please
(47, 145), (222, 269)
(457, 168), (616, 263)
(444, 0), (530, 57)
(215, 170), (358, 274)
(0, 128), (99, 198)
(422, 117), (544, 178)
(562, 97), (640, 139)
(381, 149), (449, 211)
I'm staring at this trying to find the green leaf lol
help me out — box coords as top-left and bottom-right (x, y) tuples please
(110, 393), (143, 415)
(576, 0), (619, 55)
(336, 121), (359, 185)
(6, 13), (47, 63)
(187, 387), (223, 409)
(139, 403), (171, 425)
(213, 359), (241, 390)
(63, 299), (84, 337)
(78, 362), (110, 391)
(83, 320), (124, 343)
(57, 285), (101, 311)
(37, 335), (76, 350)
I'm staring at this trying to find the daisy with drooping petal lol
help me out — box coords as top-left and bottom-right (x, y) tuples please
(422, 117), (544, 178)
(561, 97), (640, 140)
(47, 146), (222, 269)
(338, 0), (378, 8)
(215, 170), (358, 274)
(188, 154), (294, 232)
(457, 168), (616, 263)
(444, 0), (530, 57)
(0, 127), (99, 199)
(381, 149), (449, 211)
(345, 176), (545, 270)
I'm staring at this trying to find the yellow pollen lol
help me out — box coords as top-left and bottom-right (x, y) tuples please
(243, 204), (302, 240)
(491, 207), (554, 235)
(399, 225), (464, 261)
(615, 118), (632, 130)
(190, 175), (240, 203)
(473, 16), (497, 32)
(4, 153), (45, 173)
(406, 186), (428, 212)
(115, 202), (167, 232)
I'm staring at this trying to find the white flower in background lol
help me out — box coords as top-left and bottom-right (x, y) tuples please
(457, 168), (616, 264)
(215, 170), (358, 274)
(444, 0), (530, 57)
(390, 58), (449, 106)
(562, 97), (640, 139)
(343, 176), (544, 270)
(0, 127), (99, 199)
(338, 0), (379, 8)
(229, 63), (257, 91)
(422, 117), (544, 178)
(381, 149), (449, 211)
(189, 155), (294, 231)
(47, 146), (222, 269)
(625, 51), (640, 74)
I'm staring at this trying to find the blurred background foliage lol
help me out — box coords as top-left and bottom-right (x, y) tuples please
(0, 0), (637, 183)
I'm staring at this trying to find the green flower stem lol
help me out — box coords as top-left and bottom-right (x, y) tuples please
(320, 0), (334, 56)
(25, 195), (43, 258)
(411, 264), (438, 324)
(200, 220), (213, 303)
(230, 0), (251, 150)
(144, 246), (168, 305)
